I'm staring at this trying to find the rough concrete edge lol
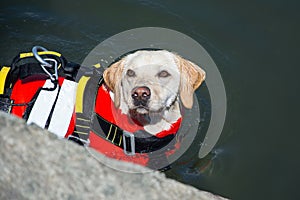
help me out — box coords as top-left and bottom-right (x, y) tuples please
(0, 111), (229, 200)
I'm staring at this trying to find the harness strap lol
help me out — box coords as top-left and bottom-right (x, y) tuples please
(75, 76), (90, 114)
(73, 65), (103, 142)
(91, 113), (175, 154)
(91, 113), (124, 147)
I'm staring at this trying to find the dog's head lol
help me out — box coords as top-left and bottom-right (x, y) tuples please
(103, 50), (205, 125)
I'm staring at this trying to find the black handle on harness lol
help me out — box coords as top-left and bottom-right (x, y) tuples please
(0, 47), (81, 114)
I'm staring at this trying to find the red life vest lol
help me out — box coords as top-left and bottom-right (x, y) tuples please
(1, 50), (182, 168)
(86, 83), (182, 166)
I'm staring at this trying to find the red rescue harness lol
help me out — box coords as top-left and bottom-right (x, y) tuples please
(1, 48), (183, 168)
(87, 83), (182, 166)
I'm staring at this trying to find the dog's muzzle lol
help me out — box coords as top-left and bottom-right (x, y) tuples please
(131, 86), (151, 107)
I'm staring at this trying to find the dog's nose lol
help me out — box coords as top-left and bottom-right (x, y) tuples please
(131, 86), (151, 103)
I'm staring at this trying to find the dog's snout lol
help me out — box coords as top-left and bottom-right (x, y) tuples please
(131, 87), (151, 103)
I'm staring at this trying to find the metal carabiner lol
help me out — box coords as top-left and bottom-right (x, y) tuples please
(32, 46), (52, 67)
(32, 46), (58, 81)
(41, 58), (58, 81)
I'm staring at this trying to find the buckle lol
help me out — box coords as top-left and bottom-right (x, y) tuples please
(67, 135), (90, 147)
(122, 130), (135, 156)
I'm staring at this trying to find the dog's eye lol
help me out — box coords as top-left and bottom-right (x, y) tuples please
(158, 70), (170, 78)
(126, 69), (136, 77)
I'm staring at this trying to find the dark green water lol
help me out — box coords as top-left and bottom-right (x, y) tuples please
(1, 1), (299, 199)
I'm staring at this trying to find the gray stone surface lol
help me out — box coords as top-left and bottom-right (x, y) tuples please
(0, 112), (228, 200)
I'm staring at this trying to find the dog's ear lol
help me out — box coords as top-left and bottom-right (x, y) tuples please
(103, 59), (124, 108)
(176, 55), (206, 109)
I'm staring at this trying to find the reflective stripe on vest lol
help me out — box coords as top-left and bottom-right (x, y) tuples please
(0, 66), (10, 94)
(48, 79), (78, 138)
(27, 79), (59, 128)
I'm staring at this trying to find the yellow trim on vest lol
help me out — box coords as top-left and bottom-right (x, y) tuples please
(111, 127), (118, 143)
(77, 117), (90, 122)
(0, 66), (11, 94)
(75, 76), (90, 113)
(93, 63), (101, 68)
(73, 130), (89, 135)
(106, 124), (113, 139)
(75, 124), (90, 129)
(19, 51), (61, 59)
(118, 136), (122, 146)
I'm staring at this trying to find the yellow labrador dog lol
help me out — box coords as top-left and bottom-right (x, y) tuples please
(103, 50), (206, 135)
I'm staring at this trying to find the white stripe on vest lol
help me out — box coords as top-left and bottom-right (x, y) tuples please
(27, 79), (58, 128)
(48, 79), (77, 138)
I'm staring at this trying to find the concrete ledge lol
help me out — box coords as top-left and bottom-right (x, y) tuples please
(0, 112), (228, 200)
